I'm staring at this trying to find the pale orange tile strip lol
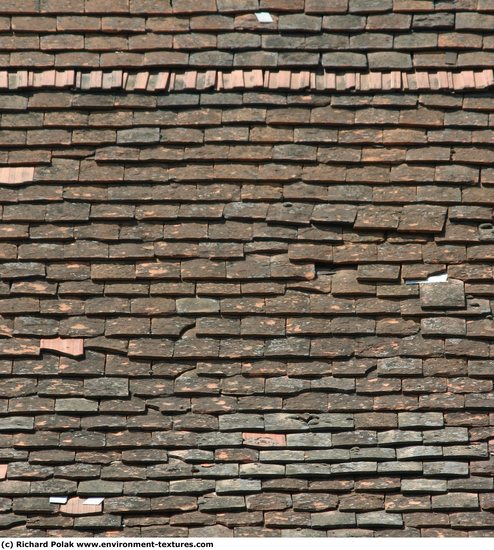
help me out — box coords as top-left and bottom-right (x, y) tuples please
(2, 69), (494, 93)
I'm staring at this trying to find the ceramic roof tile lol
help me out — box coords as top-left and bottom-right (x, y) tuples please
(0, 2), (493, 73)
(0, 0), (493, 537)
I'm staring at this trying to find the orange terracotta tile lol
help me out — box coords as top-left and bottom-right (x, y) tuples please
(344, 72), (357, 90)
(416, 71), (430, 89)
(111, 70), (123, 88)
(230, 70), (244, 89)
(184, 71), (197, 90)
(155, 71), (170, 90)
(33, 72), (43, 87)
(134, 71), (149, 90)
(474, 70), (487, 88)
(310, 72), (317, 89)
(382, 72), (392, 90)
(300, 71), (310, 88)
(267, 71), (277, 89)
(263, 70), (269, 88)
(60, 497), (102, 516)
(0, 71), (8, 88)
(215, 71), (224, 90)
(17, 71), (28, 88)
(291, 71), (309, 90)
(315, 72), (326, 91)
(428, 72), (439, 90)
(0, 166), (35, 185)
(462, 70), (475, 89)
(360, 73), (370, 91)
(335, 74), (346, 91)
(89, 70), (103, 89)
(368, 72), (381, 90)
(244, 69), (263, 88)
(407, 73), (417, 90)
(203, 70), (216, 89)
(452, 72), (464, 90)
(55, 70), (67, 87)
(43, 70), (56, 86)
(40, 338), (84, 358)
(401, 72), (409, 90)
(447, 71), (454, 88)
(168, 72), (176, 90)
(437, 71), (449, 89)
(102, 71), (112, 89)
(482, 69), (494, 86)
(222, 71), (233, 89)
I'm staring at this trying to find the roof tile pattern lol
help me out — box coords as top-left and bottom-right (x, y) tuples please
(0, 87), (493, 536)
(1, 0), (494, 538)
(1, 0), (494, 72)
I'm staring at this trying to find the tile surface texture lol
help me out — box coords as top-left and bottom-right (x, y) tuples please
(0, 0), (493, 538)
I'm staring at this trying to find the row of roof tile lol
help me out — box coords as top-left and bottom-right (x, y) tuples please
(0, 69), (493, 92)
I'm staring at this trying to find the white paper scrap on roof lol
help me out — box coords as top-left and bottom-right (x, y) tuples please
(255, 12), (273, 23)
(84, 497), (105, 505)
